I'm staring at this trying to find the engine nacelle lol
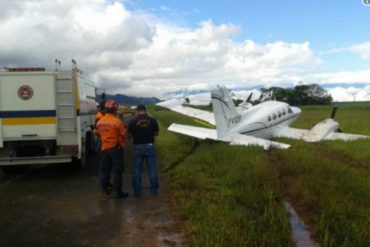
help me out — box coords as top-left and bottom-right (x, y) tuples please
(303, 118), (339, 142)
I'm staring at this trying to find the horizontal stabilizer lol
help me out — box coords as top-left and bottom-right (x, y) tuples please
(168, 124), (290, 150)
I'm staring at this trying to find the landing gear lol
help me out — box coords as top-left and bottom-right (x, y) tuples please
(85, 131), (95, 155)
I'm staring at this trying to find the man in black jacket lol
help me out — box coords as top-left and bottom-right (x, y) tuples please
(128, 104), (159, 196)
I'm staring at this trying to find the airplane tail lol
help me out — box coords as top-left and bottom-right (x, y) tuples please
(211, 86), (241, 137)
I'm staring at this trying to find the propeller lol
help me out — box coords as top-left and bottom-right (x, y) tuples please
(330, 105), (342, 132)
(246, 92), (253, 102)
(330, 105), (338, 119)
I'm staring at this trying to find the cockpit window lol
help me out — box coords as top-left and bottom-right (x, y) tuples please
(283, 110), (286, 115)
(278, 111), (281, 118)
(273, 113), (277, 120)
(288, 107), (293, 114)
(268, 116), (271, 121)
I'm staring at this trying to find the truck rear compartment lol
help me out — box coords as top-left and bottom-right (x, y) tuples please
(0, 71), (79, 165)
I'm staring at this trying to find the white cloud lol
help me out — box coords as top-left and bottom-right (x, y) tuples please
(108, 19), (320, 96)
(348, 42), (370, 59)
(324, 41), (370, 60)
(0, 0), (367, 98)
(316, 69), (370, 84)
(0, 0), (154, 91)
(327, 87), (370, 102)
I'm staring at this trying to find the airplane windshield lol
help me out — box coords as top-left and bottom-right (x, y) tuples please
(288, 107), (293, 114)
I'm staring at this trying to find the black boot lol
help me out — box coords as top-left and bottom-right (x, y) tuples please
(116, 192), (129, 199)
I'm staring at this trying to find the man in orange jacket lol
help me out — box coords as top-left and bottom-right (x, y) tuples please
(96, 99), (128, 198)
(95, 100), (106, 126)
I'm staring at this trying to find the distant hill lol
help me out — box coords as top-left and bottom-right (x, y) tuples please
(105, 94), (160, 106)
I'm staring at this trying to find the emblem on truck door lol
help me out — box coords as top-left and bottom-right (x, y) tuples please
(18, 85), (34, 100)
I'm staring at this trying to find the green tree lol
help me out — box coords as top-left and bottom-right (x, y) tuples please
(258, 84), (332, 105)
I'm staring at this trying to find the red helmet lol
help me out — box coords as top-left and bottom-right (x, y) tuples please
(105, 99), (118, 110)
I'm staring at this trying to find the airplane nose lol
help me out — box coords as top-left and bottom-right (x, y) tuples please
(289, 107), (301, 120)
(292, 107), (301, 116)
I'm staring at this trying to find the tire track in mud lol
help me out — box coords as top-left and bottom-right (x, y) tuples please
(163, 140), (200, 173)
(267, 150), (320, 247)
(158, 139), (202, 246)
(0, 166), (38, 189)
(0, 173), (26, 189)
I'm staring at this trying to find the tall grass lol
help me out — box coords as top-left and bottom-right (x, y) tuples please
(275, 104), (370, 247)
(152, 106), (204, 169)
(152, 106), (292, 246)
(169, 144), (292, 247)
(271, 141), (370, 247)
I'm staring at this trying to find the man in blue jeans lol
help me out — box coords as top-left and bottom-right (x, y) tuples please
(128, 104), (159, 196)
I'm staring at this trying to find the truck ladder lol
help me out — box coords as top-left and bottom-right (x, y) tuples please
(55, 72), (78, 145)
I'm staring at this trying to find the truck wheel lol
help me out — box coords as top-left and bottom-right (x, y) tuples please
(73, 152), (86, 170)
(73, 139), (87, 170)
(86, 132), (95, 155)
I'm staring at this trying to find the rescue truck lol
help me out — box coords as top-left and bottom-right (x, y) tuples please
(0, 62), (98, 172)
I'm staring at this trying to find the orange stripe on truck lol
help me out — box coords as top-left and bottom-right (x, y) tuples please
(2, 117), (56, 125)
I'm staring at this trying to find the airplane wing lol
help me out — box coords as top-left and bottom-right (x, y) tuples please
(156, 98), (215, 125)
(272, 126), (310, 140)
(156, 98), (185, 108)
(272, 118), (368, 142)
(168, 124), (290, 149)
(225, 133), (290, 150)
(168, 123), (218, 140)
(321, 132), (369, 141)
(167, 106), (215, 125)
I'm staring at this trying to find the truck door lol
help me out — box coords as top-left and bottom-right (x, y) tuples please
(0, 73), (57, 140)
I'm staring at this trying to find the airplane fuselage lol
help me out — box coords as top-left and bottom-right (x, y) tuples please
(229, 101), (301, 139)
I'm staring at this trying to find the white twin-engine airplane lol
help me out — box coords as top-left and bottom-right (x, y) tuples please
(163, 86), (368, 150)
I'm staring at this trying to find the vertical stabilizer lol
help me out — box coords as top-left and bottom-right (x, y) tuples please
(211, 86), (241, 137)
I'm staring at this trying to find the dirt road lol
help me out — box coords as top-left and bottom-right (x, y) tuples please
(0, 151), (186, 247)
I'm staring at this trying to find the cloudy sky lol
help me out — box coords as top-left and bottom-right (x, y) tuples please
(1, 0), (370, 99)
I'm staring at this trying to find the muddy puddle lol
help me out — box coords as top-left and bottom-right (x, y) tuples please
(284, 201), (320, 247)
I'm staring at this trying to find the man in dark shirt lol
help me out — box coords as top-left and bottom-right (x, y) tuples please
(128, 104), (159, 196)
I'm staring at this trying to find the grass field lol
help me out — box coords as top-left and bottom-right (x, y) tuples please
(150, 104), (370, 247)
